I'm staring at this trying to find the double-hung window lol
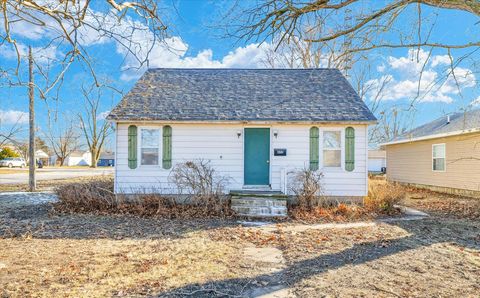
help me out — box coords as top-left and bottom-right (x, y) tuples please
(141, 129), (160, 165)
(432, 144), (446, 171)
(323, 131), (341, 168)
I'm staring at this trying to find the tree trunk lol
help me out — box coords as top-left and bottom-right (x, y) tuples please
(28, 46), (36, 192)
(90, 148), (98, 168)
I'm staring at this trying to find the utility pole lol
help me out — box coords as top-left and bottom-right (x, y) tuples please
(28, 46), (36, 192)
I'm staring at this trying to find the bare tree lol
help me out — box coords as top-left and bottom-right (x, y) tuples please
(260, 29), (413, 144)
(1, 1), (168, 187)
(1, 1), (167, 84)
(13, 142), (29, 163)
(230, 1), (479, 53)
(0, 116), (26, 148)
(78, 84), (113, 168)
(227, 0), (480, 143)
(45, 121), (80, 167)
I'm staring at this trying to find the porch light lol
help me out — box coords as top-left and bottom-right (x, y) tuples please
(273, 130), (278, 138)
(237, 131), (242, 138)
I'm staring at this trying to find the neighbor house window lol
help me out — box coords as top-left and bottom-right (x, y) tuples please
(432, 144), (446, 171)
(323, 131), (341, 167)
(141, 129), (160, 165)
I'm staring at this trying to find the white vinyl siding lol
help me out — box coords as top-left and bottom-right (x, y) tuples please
(115, 123), (369, 196)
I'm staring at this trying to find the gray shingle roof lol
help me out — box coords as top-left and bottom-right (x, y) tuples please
(108, 68), (376, 123)
(395, 109), (480, 141)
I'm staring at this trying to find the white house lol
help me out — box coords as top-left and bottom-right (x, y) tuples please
(50, 150), (92, 166)
(368, 149), (386, 173)
(107, 68), (377, 199)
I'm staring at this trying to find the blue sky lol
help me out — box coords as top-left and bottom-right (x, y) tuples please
(1, 1), (479, 150)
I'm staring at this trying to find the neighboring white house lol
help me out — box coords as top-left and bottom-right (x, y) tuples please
(107, 68), (377, 198)
(50, 150), (92, 166)
(368, 150), (386, 173)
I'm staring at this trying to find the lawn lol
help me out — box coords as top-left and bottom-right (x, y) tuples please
(0, 183), (479, 297)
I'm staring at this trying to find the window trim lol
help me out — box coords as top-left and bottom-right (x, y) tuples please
(138, 127), (161, 167)
(321, 128), (345, 171)
(432, 143), (446, 172)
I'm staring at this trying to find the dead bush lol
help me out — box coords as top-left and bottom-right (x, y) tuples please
(53, 177), (233, 218)
(365, 181), (406, 214)
(289, 203), (370, 223)
(169, 159), (230, 206)
(290, 168), (325, 210)
(54, 177), (117, 213)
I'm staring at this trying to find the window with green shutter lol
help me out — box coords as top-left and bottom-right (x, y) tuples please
(309, 127), (319, 171)
(128, 125), (137, 169)
(162, 125), (172, 169)
(345, 127), (355, 172)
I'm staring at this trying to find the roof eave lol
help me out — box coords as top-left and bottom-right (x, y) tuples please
(108, 119), (377, 125)
(380, 127), (480, 146)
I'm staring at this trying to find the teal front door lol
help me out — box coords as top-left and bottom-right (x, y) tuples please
(244, 128), (270, 185)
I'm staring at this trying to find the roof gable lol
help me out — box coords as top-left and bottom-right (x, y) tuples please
(108, 68), (376, 123)
(383, 109), (480, 145)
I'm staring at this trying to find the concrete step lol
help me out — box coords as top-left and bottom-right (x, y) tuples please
(230, 190), (287, 198)
(231, 197), (287, 208)
(231, 197), (288, 218)
(232, 205), (287, 217)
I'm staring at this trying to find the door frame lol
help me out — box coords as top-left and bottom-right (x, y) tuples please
(242, 126), (272, 187)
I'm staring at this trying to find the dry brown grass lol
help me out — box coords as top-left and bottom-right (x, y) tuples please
(365, 180), (406, 214)
(0, 168), (27, 174)
(288, 204), (372, 223)
(401, 186), (480, 219)
(0, 234), (250, 297)
(288, 180), (405, 222)
(53, 178), (233, 219)
(0, 176), (109, 192)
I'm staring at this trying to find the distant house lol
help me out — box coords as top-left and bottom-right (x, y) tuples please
(35, 150), (50, 166)
(107, 68), (376, 198)
(368, 150), (386, 173)
(382, 109), (480, 198)
(51, 150), (92, 166)
(97, 151), (115, 167)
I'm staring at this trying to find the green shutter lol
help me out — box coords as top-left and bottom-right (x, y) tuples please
(345, 127), (355, 172)
(309, 127), (319, 171)
(162, 125), (172, 169)
(128, 125), (137, 169)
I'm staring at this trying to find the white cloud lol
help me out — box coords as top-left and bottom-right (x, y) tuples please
(0, 110), (28, 124)
(1, 43), (60, 64)
(366, 49), (477, 103)
(96, 111), (110, 121)
(431, 55), (451, 67)
(470, 96), (480, 107)
(118, 36), (273, 81)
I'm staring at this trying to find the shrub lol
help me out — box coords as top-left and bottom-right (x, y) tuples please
(54, 177), (117, 212)
(365, 181), (406, 213)
(54, 176), (232, 218)
(288, 203), (369, 223)
(290, 168), (324, 210)
(0, 147), (20, 160)
(169, 159), (229, 201)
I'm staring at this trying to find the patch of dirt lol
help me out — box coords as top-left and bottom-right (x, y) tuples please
(1, 186), (479, 297)
(402, 189), (480, 219)
(0, 197), (256, 297)
(282, 218), (480, 297)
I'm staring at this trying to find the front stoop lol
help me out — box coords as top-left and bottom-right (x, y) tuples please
(231, 196), (288, 218)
